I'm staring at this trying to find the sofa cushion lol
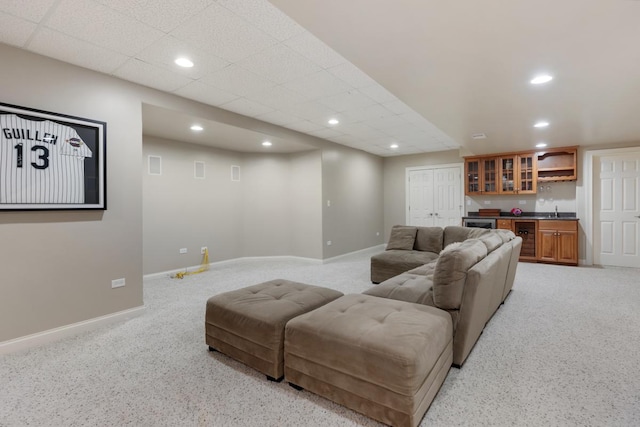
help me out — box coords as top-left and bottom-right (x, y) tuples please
(478, 233), (503, 253)
(363, 273), (434, 304)
(432, 239), (488, 310)
(414, 226), (444, 253)
(386, 226), (418, 250)
(371, 250), (438, 284)
(443, 226), (490, 247)
(406, 259), (438, 277)
(495, 229), (516, 243)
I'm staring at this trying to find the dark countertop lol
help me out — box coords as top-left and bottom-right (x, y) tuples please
(464, 212), (579, 220)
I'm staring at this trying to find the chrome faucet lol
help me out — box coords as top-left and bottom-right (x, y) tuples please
(554, 205), (558, 218)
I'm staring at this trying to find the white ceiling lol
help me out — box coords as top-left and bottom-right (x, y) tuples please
(0, 0), (457, 157)
(270, 0), (640, 155)
(2, 1), (639, 157)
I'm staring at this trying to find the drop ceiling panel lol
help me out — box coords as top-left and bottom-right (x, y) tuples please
(0, 13), (37, 47)
(200, 64), (276, 97)
(247, 85), (310, 110)
(135, 36), (229, 79)
(217, 0), (305, 42)
(46, 0), (164, 57)
(114, 59), (193, 92)
(170, 3), (278, 62)
(95, 0), (215, 32)
(326, 62), (378, 89)
(283, 70), (354, 100)
(284, 32), (346, 69)
(235, 44), (321, 84)
(29, 27), (129, 74)
(0, 0), (58, 22)
(316, 90), (377, 112)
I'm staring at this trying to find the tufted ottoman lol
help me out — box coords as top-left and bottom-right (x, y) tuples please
(284, 294), (452, 427)
(205, 279), (343, 381)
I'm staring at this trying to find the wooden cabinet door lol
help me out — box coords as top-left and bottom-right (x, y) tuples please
(497, 219), (513, 231)
(537, 229), (557, 262)
(499, 155), (517, 194)
(557, 231), (578, 264)
(465, 158), (481, 195)
(517, 153), (537, 194)
(482, 158), (499, 194)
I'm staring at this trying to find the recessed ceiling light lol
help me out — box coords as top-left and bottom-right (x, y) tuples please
(536, 142), (548, 148)
(530, 74), (553, 85)
(190, 125), (203, 131)
(327, 118), (339, 125)
(390, 143), (399, 149)
(534, 121), (549, 128)
(262, 141), (272, 147)
(175, 57), (194, 68)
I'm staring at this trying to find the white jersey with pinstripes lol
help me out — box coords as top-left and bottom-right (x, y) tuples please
(1, 114), (93, 204)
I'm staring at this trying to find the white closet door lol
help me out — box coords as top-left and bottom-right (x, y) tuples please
(407, 165), (462, 227)
(595, 153), (640, 267)
(434, 167), (463, 227)
(409, 169), (435, 226)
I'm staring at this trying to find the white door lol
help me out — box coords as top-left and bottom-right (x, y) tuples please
(595, 153), (640, 267)
(409, 169), (435, 226)
(407, 165), (463, 227)
(434, 167), (463, 227)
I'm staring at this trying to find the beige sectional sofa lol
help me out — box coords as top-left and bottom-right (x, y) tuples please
(365, 225), (522, 367)
(370, 225), (492, 283)
(206, 224), (522, 426)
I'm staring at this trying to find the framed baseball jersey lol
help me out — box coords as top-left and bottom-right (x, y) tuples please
(0, 102), (106, 210)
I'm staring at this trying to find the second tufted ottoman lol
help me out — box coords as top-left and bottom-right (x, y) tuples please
(284, 294), (453, 427)
(205, 279), (343, 381)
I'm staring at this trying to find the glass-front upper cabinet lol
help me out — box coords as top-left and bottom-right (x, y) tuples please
(518, 153), (537, 194)
(465, 157), (500, 195)
(465, 158), (481, 195)
(499, 156), (516, 193)
(499, 154), (537, 194)
(482, 158), (498, 194)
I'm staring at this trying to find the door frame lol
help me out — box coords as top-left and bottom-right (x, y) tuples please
(584, 146), (640, 266)
(405, 163), (464, 225)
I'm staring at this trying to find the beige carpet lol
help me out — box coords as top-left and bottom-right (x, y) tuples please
(1, 251), (639, 426)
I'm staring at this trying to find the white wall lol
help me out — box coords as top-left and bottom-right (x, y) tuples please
(322, 147), (384, 258)
(465, 181), (577, 216)
(143, 138), (324, 274)
(0, 44), (385, 344)
(142, 136), (244, 274)
(0, 44), (143, 342)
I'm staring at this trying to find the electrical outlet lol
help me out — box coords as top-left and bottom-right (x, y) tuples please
(484, 201), (492, 205)
(327, 200), (331, 207)
(201, 247), (207, 254)
(376, 232), (380, 236)
(326, 240), (332, 246)
(519, 200), (527, 205)
(179, 248), (187, 254)
(111, 278), (125, 289)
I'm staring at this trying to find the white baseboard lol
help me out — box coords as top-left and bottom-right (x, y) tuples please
(144, 247), (385, 280)
(0, 305), (145, 355)
(323, 244), (385, 264)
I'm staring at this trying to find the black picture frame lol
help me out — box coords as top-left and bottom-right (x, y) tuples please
(0, 102), (106, 210)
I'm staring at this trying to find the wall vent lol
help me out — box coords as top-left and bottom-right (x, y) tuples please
(471, 133), (487, 140)
(231, 165), (240, 181)
(148, 155), (162, 175)
(194, 161), (205, 179)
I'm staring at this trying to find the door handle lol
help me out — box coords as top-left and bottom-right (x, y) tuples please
(636, 215), (640, 218)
